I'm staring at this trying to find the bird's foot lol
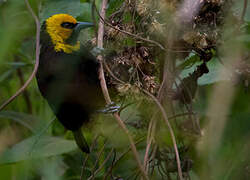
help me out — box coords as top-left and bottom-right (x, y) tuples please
(91, 47), (105, 57)
(97, 102), (120, 114)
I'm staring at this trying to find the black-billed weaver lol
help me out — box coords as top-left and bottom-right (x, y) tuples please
(36, 14), (105, 153)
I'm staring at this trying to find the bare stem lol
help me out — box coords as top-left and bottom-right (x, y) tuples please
(93, 2), (166, 51)
(95, 0), (149, 179)
(142, 89), (183, 180)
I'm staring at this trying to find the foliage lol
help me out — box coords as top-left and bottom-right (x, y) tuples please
(0, 0), (250, 179)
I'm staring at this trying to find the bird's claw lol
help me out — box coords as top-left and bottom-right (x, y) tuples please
(91, 47), (105, 57)
(97, 102), (120, 114)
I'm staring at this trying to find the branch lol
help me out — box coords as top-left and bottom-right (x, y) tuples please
(0, 0), (40, 111)
(88, 148), (115, 180)
(103, 150), (116, 180)
(90, 140), (107, 178)
(80, 135), (99, 180)
(93, 2), (166, 51)
(143, 77), (168, 173)
(142, 89), (183, 180)
(95, 0), (149, 179)
(143, 112), (157, 173)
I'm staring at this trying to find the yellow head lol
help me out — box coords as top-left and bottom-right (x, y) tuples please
(45, 14), (93, 53)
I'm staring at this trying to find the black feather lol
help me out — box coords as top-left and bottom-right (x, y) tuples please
(36, 21), (104, 153)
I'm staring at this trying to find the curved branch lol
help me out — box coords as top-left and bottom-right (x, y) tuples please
(93, 2), (166, 51)
(94, 0), (149, 179)
(142, 89), (183, 180)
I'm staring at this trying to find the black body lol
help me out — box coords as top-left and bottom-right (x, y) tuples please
(36, 23), (104, 152)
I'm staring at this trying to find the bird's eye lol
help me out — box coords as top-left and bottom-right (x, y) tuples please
(61, 22), (76, 29)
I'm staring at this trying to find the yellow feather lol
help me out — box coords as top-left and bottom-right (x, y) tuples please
(46, 14), (80, 53)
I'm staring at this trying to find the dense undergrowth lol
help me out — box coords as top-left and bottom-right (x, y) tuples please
(0, 0), (250, 179)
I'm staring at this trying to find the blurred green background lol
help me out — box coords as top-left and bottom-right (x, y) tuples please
(0, 0), (250, 179)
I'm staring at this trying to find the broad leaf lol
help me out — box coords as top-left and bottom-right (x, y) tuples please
(0, 136), (77, 164)
(179, 57), (228, 86)
(0, 111), (38, 132)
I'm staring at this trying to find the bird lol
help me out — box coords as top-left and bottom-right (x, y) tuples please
(36, 14), (105, 153)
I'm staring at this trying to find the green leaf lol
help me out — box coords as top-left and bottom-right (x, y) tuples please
(0, 111), (38, 132)
(5, 62), (28, 68)
(122, 37), (136, 47)
(0, 69), (15, 82)
(107, 0), (124, 17)
(123, 12), (132, 23)
(179, 57), (228, 86)
(198, 58), (228, 85)
(40, 0), (82, 22)
(177, 52), (201, 71)
(0, 136), (77, 164)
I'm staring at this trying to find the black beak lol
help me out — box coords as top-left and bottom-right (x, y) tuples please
(74, 22), (94, 33)
(67, 21), (93, 44)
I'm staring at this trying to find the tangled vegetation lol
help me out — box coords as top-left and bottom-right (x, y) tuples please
(0, 0), (250, 179)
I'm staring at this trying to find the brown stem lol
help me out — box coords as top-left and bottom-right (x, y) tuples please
(95, 0), (149, 179)
(103, 60), (125, 84)
(142, 89), (183, 180)
(143, 112), (157, 172)
(93, 2), (166, 51)
(143, 77), (167, 173)
(0, 0), (40, 111)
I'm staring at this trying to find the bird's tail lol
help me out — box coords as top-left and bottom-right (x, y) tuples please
(73, 129), (90, 153)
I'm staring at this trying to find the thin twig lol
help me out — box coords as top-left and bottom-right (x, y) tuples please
(149, 145), (157, 176)
(80, 135), (99, 180)
(103, 60), (125, 84)
(103, 150), (116, 180)
(90, 140), (107, 179)
(143, 112), (158, 173)
(112, 137), (145, 167)
(0, 0), (40, 111)
(93, 2), (166, 51)
(113, 113), (149, 180)
(142, 89), (183, 180)
(143, 78), (167, 174)
(97, 0), (111, 103)
(95, 0), (149, 179)
(88, 148), (115, 180)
